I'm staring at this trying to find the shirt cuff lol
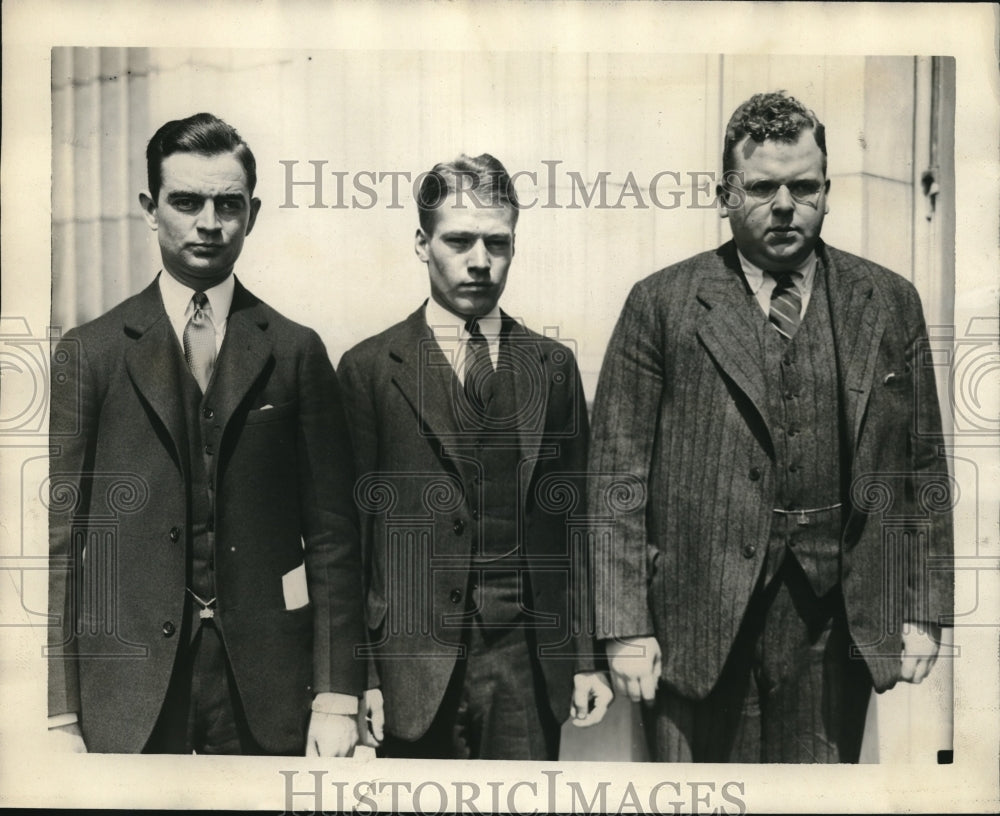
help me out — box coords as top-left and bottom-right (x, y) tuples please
(48, 713), (79, 729)
(310, 692), (359, 716)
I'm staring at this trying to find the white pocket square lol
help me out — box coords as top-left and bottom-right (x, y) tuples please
(281, 562), (309, 610)
(259, 403), (275, 411)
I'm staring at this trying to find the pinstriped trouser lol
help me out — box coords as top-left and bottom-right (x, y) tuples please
(643, 554), (872, 763)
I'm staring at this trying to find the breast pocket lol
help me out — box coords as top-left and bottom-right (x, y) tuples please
(244, 399), (299, 425)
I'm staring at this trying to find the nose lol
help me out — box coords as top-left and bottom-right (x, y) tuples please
(771, 184), (795, 212)
(196, 200), (220, 231)
(467, 237), (490, 271)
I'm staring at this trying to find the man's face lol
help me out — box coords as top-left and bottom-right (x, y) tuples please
(139, 150), (261, 289)
(720, 130), (829, 270)
(415, 193), (516, 318)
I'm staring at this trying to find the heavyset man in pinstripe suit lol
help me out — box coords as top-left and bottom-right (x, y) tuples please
(589, 92), (953, 762)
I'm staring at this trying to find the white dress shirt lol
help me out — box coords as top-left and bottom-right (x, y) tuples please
(424, 297), (502, 382)
(158, 270), (234, 353)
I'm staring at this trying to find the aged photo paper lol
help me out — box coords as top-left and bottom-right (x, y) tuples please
(2, 0), (997, 812)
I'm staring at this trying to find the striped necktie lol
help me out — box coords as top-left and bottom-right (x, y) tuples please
(768, 271), (803, 340)
(183, 291), (216, 391)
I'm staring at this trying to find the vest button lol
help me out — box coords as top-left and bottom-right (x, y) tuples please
(168, 526), (180, 542)
(162, 621), (176, 637)
(742, 544), (757, 558)
(472, 509), (480, 520)
(202, 407), (214, 419)
(748, 467), (761, 481)
(206, 518), (214, 532)
(204, 444), (213, 455)
(449, 589), (462, 604)
(452, 519), (465, 535)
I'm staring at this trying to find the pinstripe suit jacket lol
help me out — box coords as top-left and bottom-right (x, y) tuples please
(589, 240), (953, 699)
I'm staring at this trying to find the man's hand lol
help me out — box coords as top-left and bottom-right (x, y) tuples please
(358, 688), (384, 748)
(900, 621), (942, 684)
(50, 721), (87, 753)
(606, 636), (661, 705)
(304, 712), (359, 757)
(570, 671), (614, 727)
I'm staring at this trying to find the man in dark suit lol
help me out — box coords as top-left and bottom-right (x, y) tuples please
(338, 154), (612, 759)
(589, 91), (953, 762)
(47, 113), (365, 754)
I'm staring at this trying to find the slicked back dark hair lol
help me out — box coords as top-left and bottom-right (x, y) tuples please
(723, 91), (827, 175)
(146, 112), (257, 202)
(416, 153), (519, 234)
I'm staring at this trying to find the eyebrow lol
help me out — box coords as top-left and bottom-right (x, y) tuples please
(441, 230), (511, 240)
(165, 191), (246, 202)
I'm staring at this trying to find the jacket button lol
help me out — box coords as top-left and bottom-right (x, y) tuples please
(168, 526), (180, 542)
(449, 589), (462, 604)
(202, 407), (214, 419)
(742, 544), (757, 558)
(204, 444), (213, 455)
(162, 621), (176, 637)
(452, 519), (465, 535)
(748, 467), (761, 481)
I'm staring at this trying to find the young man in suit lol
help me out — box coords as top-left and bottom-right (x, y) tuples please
(589, 92), (953, 762)
(338, 154), (612, 759)
(47, 113), (365, 754)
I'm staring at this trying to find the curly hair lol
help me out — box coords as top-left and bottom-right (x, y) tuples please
(722, 91), (827, 175)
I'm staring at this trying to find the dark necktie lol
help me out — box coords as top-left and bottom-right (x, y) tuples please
(768, 271), (803, 340)
(464, 319), (494, 410)
(183, 291), (216, 391)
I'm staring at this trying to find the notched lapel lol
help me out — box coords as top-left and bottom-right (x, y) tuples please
(389, 310), (461, 443)
(209, 286), (274, 439)
(505, 317), (550, 504)
(824, 249), (885, 452)
(123, 284), (188, 474)
(695, 272), (772, 437)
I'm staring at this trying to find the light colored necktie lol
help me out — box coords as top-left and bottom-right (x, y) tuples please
(768, 271), (803, 340)
(183, 291), (216, 391)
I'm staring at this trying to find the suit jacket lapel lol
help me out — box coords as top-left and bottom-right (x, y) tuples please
(123, 279), (189, 475)
(695, 244), (773, 440)
(821, 244), (885, 455)
(208, 279), (274, 442)
(504, 314), (549, 510)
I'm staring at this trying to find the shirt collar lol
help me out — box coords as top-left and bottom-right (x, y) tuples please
(159, 271), (235, 329)
(424, 296), (502, 344)
(737, 249), (817, 295)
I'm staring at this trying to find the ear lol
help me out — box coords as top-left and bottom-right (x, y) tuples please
(245, 197), (262, 236)
(716, 182), (729, 218)
(414, 227), (430, 262)
(139, 192), (158, 230)
(823, 178), (831, 214)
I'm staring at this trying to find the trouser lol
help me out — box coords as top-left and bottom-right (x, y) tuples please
(644, 556), (872, 763)
(380, 618), (561, 760)
(143, 617), (271, 755)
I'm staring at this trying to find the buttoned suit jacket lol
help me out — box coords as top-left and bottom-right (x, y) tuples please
(48, 276), (366, 753)
(337, 305), (593, 742)
(589, 240), (953, 700)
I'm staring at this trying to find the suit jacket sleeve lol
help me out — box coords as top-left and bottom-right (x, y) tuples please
(565, 353), (602, 673)
(48, 328), (96, 717)
(901, 287), (954, 628)
(296, 331), (366, 696)
(334, 347), (381, 690)
(588, 281), (664, 641)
